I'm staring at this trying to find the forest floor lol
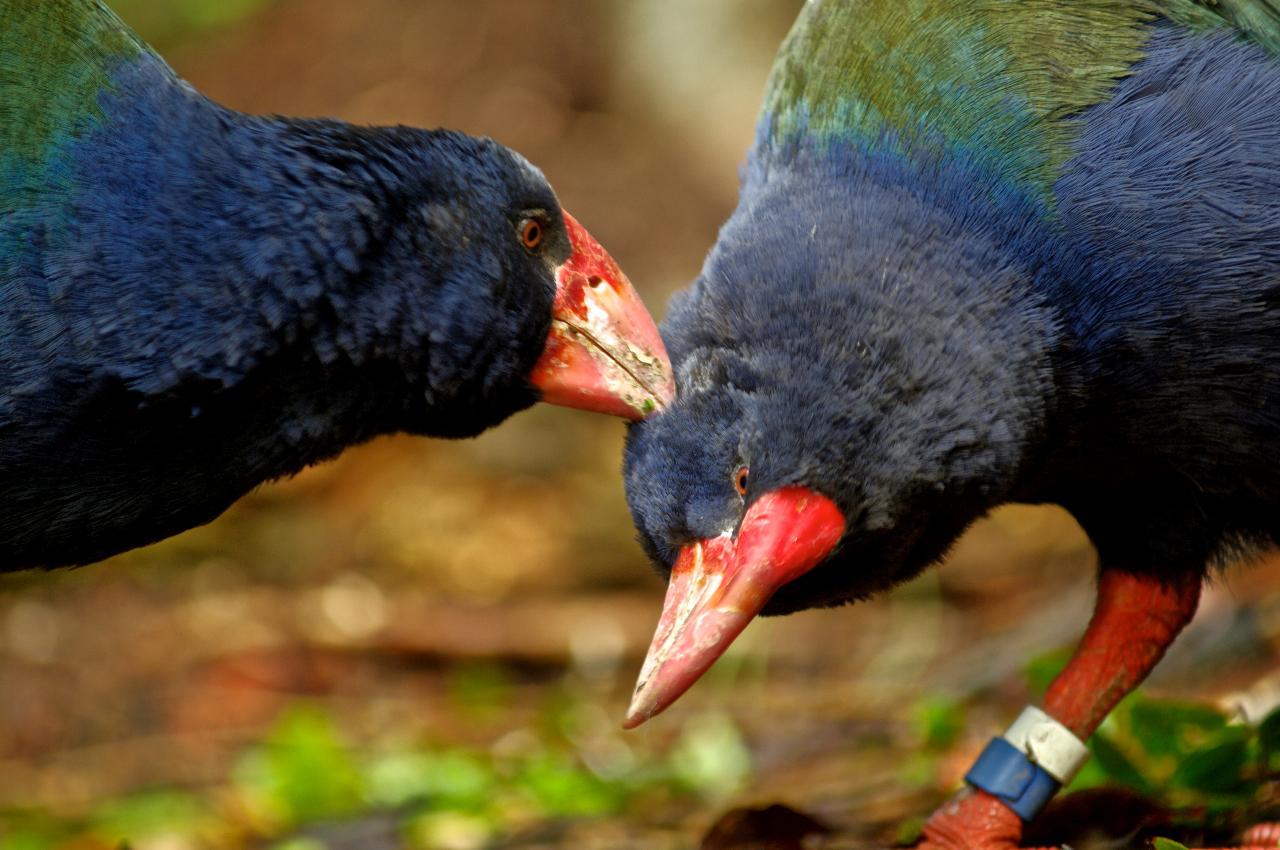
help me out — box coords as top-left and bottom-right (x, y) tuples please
(4, 447), (1280, 850)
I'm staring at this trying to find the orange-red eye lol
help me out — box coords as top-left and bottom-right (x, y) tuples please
(520, 218), (544, 251)
(733, 466), (749, 497)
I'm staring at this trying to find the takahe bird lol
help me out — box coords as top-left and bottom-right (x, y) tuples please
(622, 0), (1280, 846)
(0, 0), (673, 571)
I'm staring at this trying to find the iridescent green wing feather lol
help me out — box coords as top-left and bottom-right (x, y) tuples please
(761, 0), (1280, 203)
(1163, 0), (1280, 53)
(0, 0), (154, 190)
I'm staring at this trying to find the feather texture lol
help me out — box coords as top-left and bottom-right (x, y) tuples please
(762, 0), (1280, 203)
(0, 0), (572, 568)
(626, 3), (1280, 602)
(1, 1), (148, 187)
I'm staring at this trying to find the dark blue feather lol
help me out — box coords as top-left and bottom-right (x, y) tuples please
(626, 23), (1280, 611)
(1, 48), (567, 569)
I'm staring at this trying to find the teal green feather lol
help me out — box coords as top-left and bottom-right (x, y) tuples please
(1163, 0), (1280, 52)
(0, 1), (154, 190)
(762, 0), (1280, 203)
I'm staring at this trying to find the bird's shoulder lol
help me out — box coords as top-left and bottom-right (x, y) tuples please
(1158, 0), (1280, 54)
(760, 0), (1280, 203)
(1, 0), (169, 168)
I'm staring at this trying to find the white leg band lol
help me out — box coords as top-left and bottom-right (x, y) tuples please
(1002, 705), (1090, 785)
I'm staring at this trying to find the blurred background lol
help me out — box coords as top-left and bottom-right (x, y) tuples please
(4, 2), (1280, 848)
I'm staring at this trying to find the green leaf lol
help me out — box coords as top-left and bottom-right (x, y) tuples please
(911, 696), (965, 751)
(1258, 706), (1280, 753)
(1062, 755), (1110, 793)
(1129, 699), (1227, 757)
(895, 815), (926, 846)
(365, 750), (495, 811)
(0, 827), (63, 850)
(1170, 729), (1250, 794)
(518, 753), (626, 817)
(234, 705), (365, 825)
(1089, 732), (1155, 794)
(1151, 838), (1191, 850)
(89, 790), (210, 842)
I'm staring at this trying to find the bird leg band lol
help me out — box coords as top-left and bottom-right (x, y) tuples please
(919, 569), (1201, 849)
(964, 706), (1089, 820)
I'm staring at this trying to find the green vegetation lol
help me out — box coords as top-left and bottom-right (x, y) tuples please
(0, 680), (751, 850)
(1026, 650), (1280, 833)
(1068, 693), (1276, 817)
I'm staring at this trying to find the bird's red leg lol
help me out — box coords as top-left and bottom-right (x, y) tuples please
(917, 569), (1202, 850)
(1041, 569), (1201, 741)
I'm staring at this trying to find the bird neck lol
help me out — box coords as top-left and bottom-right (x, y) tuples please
(42, 53), (539, 443)
(742, 135), (1064, 514)
(751, 128), (1276, 518)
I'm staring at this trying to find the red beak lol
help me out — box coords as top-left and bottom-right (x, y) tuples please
(624, 487), (845, 728)
(530, 211), (675, 420)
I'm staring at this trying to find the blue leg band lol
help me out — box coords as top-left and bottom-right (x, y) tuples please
(964, 737), (1061, 821)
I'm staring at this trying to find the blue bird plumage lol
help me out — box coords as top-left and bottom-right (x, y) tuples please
(0, 0), (674, 570)
(629, 15), (1280, 626)
(630, 22), (1280, 603)
(623, 6), (1280, 837)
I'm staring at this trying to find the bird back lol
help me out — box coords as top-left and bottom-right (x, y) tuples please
(1, 1), (162, 204)
(759, 0), (1280, 207)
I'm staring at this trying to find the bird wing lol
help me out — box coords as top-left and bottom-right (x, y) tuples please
(1163, 0), (1280, 54)
(758, 0), (1280, 206)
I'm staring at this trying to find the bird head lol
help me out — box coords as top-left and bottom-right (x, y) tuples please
(374, 132), (673, 431)
(621, 152), (1057, 727)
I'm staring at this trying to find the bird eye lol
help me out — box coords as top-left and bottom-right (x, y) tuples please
(733, 466), (749, 497)
(519, 217), (544, 252)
